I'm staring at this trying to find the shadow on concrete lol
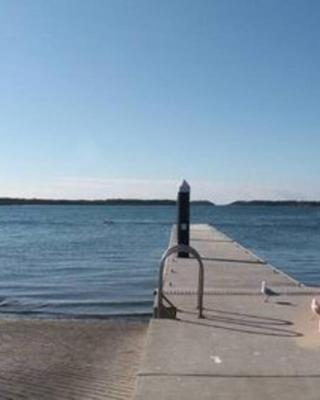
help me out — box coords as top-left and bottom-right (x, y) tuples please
(276, 301), (297, 307)
(177, 309), (302, 338)
(203, 307), (293, 325)
(200, 257), (266, 265)
(191, 239), (234, 243)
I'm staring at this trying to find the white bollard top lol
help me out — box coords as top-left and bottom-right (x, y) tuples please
(179, 179), (190, 193)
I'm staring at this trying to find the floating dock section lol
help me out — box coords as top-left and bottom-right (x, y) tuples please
(134, 224), (320, 400)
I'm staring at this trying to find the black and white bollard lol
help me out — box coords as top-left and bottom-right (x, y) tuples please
(177, 179), (190, 258)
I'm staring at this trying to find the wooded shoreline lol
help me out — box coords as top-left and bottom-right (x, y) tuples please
(0, 198), (214, 206)
(0, 198), (319, 207)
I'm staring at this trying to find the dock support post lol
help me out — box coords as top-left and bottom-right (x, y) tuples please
(177, 180), (190, 258)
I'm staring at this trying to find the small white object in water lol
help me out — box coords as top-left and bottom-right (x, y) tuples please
(311, 297), (320, 332)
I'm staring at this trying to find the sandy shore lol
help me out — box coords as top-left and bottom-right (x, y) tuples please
(0, 318), (148, 400)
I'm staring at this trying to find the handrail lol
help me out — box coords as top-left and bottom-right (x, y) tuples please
(157, 244), (204, 318)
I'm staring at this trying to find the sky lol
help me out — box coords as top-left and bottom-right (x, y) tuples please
(0, 0), (319, 204)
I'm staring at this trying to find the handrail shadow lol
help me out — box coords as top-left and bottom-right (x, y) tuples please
(191, 239), (234, 243)
(200, 257), (266, 265)
(177, 309), (302, 338)
(203, 307), (293, 325)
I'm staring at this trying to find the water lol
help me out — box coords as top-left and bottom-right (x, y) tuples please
(0, 205), (319, 318)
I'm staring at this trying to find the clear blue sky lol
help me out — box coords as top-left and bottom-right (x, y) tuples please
(1, 0), (319, 203)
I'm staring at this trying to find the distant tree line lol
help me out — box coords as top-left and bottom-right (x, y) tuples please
(230, 200), (320, 207)
(1, 198), (319, 206)
(0, 198), (214, 206)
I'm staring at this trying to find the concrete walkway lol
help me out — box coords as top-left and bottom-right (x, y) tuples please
(134, 224), (320, 399)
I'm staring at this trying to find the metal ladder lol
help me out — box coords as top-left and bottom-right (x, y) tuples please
(155, 244), (204, 319)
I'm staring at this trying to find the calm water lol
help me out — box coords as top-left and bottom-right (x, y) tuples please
(0, 205), (319, 318)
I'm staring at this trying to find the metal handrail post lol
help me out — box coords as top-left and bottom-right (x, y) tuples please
(157, 244), (204, 318)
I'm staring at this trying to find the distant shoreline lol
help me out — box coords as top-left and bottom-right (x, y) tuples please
(0, 198), (319, 206)
(229, 200), (320, 207)
(0, 198), (214, 206)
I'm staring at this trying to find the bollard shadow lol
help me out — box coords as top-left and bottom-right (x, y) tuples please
(177, 308), (302, 338)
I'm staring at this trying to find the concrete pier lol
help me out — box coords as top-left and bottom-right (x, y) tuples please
(134, 224), (320, 400)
